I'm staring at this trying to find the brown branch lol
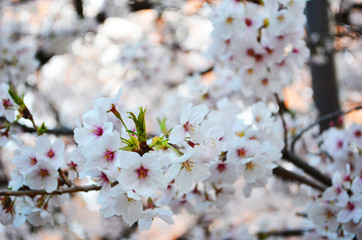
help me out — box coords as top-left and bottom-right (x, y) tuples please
(291, 105), (362, 153)
(16, 123), (74, 136)
(273, 165), (326, 192)
(283, 151), (332, 187)
(0, 185), (101, 197)
(187, 66), (214, 77)
(257, 228), (312, 239)
(0, 182), (118, 197)
(73, 0), (84, 19)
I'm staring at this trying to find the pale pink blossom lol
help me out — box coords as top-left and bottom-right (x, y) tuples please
(35, 135), (65, 168)
(117, 151), (168, 197)
(168, 148), (211, 194)
(169, 103), (209, 144)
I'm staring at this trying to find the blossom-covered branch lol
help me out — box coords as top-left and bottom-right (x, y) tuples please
(291, 105), (362, 152)
(0, 184), (102, 197)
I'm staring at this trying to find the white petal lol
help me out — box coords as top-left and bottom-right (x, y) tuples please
(43, 177), (58, 193)
(175, 169), (194, 194)
(180, 103), (192, 124)
(168, 125), (185, 144)
(117, 151), (141, 169)
(167, 163), (181, 182)
(123, 199), (143, 226)
(190, 104), (209, 124)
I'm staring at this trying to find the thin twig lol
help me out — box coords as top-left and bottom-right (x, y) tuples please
(58, 169), (72, 187)
(274, 93), (288, 153)
(296, 212), (308, 218)
(28, 115), (39, 135)
(273, 165), (326, 192)
(291, 105), (362, 153)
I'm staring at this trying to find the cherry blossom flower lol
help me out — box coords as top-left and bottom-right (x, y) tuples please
(169, 103), (209, 144)
(117, 151), (168, 197)
(100, 186), (143, 226)
(323, 172), (349, 205)
(25, 160), (58, 193)
(81, 168), (115, 203)
(337, 197), (362, 224)
(307, 202), (339, 238)
(35, 135), (65, 168)
(11, 146), (38, 175)
(348, 123), (362, 147)
(74, 108), (113, 147)
(168, 148), (211, 194)
(321, 128), (349, 160)
(207, 160), (238, 184)
(0, 83), (16, 122)
(81, 130), (122, 170)
(13, 197), (35, 228)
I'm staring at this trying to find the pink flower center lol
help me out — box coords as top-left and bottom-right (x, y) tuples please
(265, 47), (274, 54)
(39, 169), (50, 178)
(30, 157), (37, 165)
(47, 149), (55, 158)
(104, 150), (115, 162)
(337, 140), (344, 148)
(261, 78), (268, 86)
(217, 163), (227, 173)
(136, 166), (149, 179)
(355, 130), (361, 138)
(292, 48), (299, 53)
(183, 122), (194, 133)
(91, 126), (103, 137)
(343, 175), (352, 182)
(245, 18), (253, 27)
(254, 54), (263, 62)
(67, 161), (78, 171)
(237, 148), (246, 158)
(2, 99), (11, 109)
(347, 202), (355, 211)
(99, 172), (109, 185)
(247, 48), (255, 57)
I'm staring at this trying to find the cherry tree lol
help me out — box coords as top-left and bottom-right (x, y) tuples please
(0, 0), (361, 239)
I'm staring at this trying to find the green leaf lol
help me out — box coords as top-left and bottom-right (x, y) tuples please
(38, 122), (48, 135)
(157, 117), (168, 134)
(128, 107), (147, 143)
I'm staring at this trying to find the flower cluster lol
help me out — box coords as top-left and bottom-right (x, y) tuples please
(307, 124), (362, 239)
(207, 0), (309, 101)
(0, 83), (16, 146)
(0, 25), (38, 85)
(0, 84), (286, 230)
(71, 90), (283, 230)
(10, 136), (64, 192)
